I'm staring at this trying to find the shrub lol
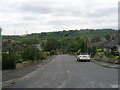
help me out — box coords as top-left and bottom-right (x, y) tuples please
(96, 52), (104, 57)
(36, 52), (42, 60)
(76, 49), (81, 55)
(16, 59), (23, 63)
(36, 51), (47, 60)
(69, 52), (74, 54)
(115, 56), (120, 59)
(21, 47), (37, 61)
(39, 52), (47, 60)
(45, 51), (50, 56)
(50, 50), (55, 55)
(2, 53), (17, 70)
(108, 55), (115, 58)
(106, 52), (111, 57)
(97, 49), (103, 52)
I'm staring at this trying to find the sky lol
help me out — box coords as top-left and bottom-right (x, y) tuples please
(0, 0), (119, 35)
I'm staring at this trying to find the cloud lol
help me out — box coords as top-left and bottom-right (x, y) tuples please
(0, 0), (118, 35)
(19, 3), (54, 14)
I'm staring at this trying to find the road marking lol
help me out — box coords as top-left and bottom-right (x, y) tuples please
(89, 81), (95, 88)
(57, 71), (71, 88)
(2, 56), (57, 87)
(110, 84), (119, 88)
(57, 81), (67, 88)
(38, 65), (42, 67)
(2, 60), (53, 87)
(67, 70), (70, 74)
(102, 64), (107, 66)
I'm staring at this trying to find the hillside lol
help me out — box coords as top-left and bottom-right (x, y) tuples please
(2, 29), (115, 40)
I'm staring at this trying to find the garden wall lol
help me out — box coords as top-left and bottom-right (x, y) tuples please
(94, 55), (119, 64)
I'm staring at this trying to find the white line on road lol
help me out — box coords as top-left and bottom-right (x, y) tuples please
(110, 84), (119, 88)
(67, 70), (70, 74)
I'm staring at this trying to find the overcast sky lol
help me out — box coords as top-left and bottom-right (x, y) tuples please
(0, 0), (119, 35)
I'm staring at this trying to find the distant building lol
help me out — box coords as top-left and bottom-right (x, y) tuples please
(100, 30), (120, 55)
(33, 44), (41, 50)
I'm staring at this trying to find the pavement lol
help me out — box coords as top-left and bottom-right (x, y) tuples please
(2, 54), (119, 88)
(2, 55), (56, 85)
(91, 58), (120, 69)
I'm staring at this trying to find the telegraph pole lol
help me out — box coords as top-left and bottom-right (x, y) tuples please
(26, 30), (28, 35)
(0, 27), (1, 35)
(15, 30), (16, 35)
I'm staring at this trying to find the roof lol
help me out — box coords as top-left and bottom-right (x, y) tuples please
(100, 37), (119, 48)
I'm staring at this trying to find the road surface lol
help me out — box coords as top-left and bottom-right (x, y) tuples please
(3, 55), (118, 88)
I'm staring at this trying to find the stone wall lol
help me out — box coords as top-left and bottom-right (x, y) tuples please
(94, 55), (119, 64)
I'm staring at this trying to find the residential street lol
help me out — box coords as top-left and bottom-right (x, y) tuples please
(3, 55), (118, 88)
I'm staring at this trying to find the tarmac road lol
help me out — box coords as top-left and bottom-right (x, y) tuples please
(3, 55), (118, 88)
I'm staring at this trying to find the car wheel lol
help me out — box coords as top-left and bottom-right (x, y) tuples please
(88, 60), (90, 62)
(77, 59), (79, 62)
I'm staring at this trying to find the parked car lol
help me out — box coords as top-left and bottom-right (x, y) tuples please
(77, 53), (90, 62)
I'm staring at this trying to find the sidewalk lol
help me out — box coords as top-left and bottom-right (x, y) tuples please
(2, 55), (56, 82)
(91, 58), (120, 69)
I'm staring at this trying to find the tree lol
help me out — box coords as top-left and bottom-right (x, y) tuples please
(21, 47), (38, 61)
(68, 42), (79, 52)
(91, 37), (101, 42)
(20, 37), (40, 45)
(44, 37), (60, 51)
(104, 34), (111, 40)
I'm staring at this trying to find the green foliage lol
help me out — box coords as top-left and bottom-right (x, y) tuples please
(2, 29), (117, 70)
(91, 37), (101, 42)
(67, 36), (87, 53)
(20, 37), (39, 45)
(21, 47), (38, 61)
(3, 29), (115, 41)
(68, 42), (79, 52)
(96, 52), (104, 57)
(97, 49), (103, 52)
(36, 51), (47, 60)
(104, 33), (111, 40)
(106, 52), (111, 57)
(115, 56), (120, 59)
(50, 50), (56, 55)
(46, 51), (50, 56)
(2, 53), (18, 70)
(16, 59), (23, 63)
(44, 38), (60, 51)
(107, 55), (115, 58)
(91, 46), (97, 55)
(76, 49), (81, 55)
(88, 46), (97, 56)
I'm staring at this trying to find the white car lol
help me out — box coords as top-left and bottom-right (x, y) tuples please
(77, 53), (90, 62)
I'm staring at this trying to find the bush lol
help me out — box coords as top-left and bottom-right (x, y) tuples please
(16, 59), (23, 63)
(42, 52), (47, 59)
(2, 53), (17, 70)
(97, 49), (103, 52)
(106, 52), (111, 57)
(46, 51), (50, 56)
(36, 51), (47, 60)
(50, 50), (55, 55)
(96, 52), (104, 57)
(21, 47), (37, 61)
(108, 55), (115, 58)
(115, 56), (120, 59)
(40, 52), (47, 60)
(76, 49), (81, 55)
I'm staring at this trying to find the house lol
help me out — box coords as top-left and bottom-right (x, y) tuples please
(33, 44), (41, 50)
(100, 31), (120, 56)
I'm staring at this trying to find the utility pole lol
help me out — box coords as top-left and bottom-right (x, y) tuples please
(25, 30), (28, 35)
(0, 27), (2, 41)
(0, 26), (2, 35)
(15, 30), (16, 35)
